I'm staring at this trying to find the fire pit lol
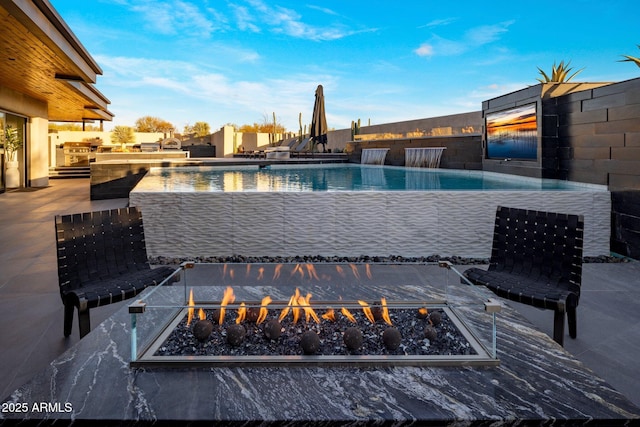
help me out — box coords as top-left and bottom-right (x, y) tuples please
(129, 262), (500, 367)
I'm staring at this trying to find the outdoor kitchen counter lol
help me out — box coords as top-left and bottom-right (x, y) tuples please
(2, 263), (639, 426)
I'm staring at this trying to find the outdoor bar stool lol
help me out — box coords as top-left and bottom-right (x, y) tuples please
(462, 206), (584, 346)
(55, 207), (174, 339)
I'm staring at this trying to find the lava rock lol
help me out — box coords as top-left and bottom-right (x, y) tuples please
(382, 327), (402, 350)
(429, 311), (442, 326)
(343, 327), (363, 351)
(416, 307), (429, 319)
(263, 319), (282, 341)
(424, 325), (437, 341)
(246, 307), (260, 323)
(300, 331), (321, 355)
(226, 324), (246, 346)
(192, 319), (213, 342)
(371, 306), (383, 322)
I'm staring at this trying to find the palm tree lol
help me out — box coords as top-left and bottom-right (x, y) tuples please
(536, 60), (584, 83)
(619, 45), (640, 68)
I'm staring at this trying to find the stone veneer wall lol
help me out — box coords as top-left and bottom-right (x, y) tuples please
(544, 78), (640, 258)
(345, 135), (482, 169)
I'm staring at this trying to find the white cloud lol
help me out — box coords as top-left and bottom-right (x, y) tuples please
(126, 0), (218, 37)
(467, 82), (527, 101)
(230, 4), (261, 32)
(415, 20), (514, 58)
(231, 0), (374, 41)
(306, 5), (340, 16)
(466, 21), (514, 45)
(95, 53), (341, 130)
(415, 43), (434, 57)
(418, 18), (458, 28)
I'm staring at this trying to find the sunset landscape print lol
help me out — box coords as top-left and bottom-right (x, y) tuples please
(486, 104), (537, 159)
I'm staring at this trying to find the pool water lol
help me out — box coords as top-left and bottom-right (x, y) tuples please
(138, 164), (603, 192)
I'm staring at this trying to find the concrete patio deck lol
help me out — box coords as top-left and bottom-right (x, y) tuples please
(1, 178), (639, 411)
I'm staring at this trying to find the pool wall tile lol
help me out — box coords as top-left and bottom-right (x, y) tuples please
(231, 193), (286, 255)
(284, 193), (337, 256)
(131, 190), (611, 259)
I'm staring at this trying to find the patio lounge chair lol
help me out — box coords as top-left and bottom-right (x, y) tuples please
(462, 206), (584, 346)
(55, 207), (174, 339)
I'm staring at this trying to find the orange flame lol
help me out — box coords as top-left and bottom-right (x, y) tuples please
(279, 288), (300, 322)
(219, 286), (236, 325)
(245, 264), (251, 277)
(257, 267), (265, 280)
(365, 264), (372, 279)
(298, 292), (320, 323)
(187, 288), (195, 327)
(335, 265), (346, 277)
(229, 268), (235, 280)
(236, 302), (246, 324)
(349, 264), (360, 279)
(256, 296), (272, 324)
(358, 300), (375, 323)
(322, 308), (336, 322)
(273, 264), (283, 280)
(418, 307), (428, 317)
(198, 308), (206, 321)
(278, 288), (320, 324)
(291, 264), (304, 279)
(381, 297), (392, 325)
(341, 307), (357, 323)
(305, 264), (319, 280)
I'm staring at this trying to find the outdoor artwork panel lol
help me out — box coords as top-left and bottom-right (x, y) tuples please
(486, 104), (537, 160)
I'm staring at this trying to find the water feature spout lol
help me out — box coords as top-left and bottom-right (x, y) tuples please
(405, 147), (446, 168)
(361, 148), (389, 165)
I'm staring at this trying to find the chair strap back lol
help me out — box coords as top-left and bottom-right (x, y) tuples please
(490, 206), (584, 293)
(55, 207), (149, 295)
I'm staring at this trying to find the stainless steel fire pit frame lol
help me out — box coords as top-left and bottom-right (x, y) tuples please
(129, 262), (501, 367)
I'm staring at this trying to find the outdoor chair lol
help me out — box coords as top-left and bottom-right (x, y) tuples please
(55, 207), (174, 339)
(462, 206), (584, 346)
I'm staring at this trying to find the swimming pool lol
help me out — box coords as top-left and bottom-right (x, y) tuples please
(130, 164), (610, 259)
(133, 164), (601, 192)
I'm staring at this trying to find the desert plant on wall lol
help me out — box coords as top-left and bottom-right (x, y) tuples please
(351, 118), (361, 140)
(619, 45), (640, 68)
(536, 60), (584, 83)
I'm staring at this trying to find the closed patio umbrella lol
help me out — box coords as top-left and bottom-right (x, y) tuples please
(309, 84), (328, 152)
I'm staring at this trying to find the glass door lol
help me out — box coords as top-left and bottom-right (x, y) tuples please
(2, 113), (26, 189)
(0, 112), (5, 193)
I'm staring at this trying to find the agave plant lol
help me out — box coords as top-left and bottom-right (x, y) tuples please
(536, 60), (584, 83)
(619, 45), (640, 68)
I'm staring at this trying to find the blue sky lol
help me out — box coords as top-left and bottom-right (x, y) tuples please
(51, 0), (639, 133)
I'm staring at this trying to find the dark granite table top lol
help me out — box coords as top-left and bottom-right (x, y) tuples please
(2, 263), (639, 426)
